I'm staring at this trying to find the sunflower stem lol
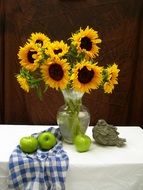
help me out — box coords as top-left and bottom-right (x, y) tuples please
(62, 88), (84, 139)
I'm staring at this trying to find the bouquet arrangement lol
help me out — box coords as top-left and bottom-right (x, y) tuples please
(16, 26), (120, 143)
(16, 26), (120, 98)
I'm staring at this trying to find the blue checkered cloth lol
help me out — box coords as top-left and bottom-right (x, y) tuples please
(8, 127), (69, 190)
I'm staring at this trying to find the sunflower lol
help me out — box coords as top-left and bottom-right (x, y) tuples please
(70, 26), (102, 58)
(107, 64), (120, 84)
(18, 43), (41, 72)
(41, 57), (70, 90)
(103, 82), (115, 93)
(46, 40), (69, 58)
(71, 61), (103, 93)
(16, 75), (30, 92)
(28, 32), (50, 48)
(103, 64), (120, 93)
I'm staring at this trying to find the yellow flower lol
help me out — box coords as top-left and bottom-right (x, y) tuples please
(46, 40), (69, 58)
(103, 82), (115, 93)
(41, 57), (70, 90)
(103, 64), (120, 93)
(107, 64), (120, 84)
(16, 75), (30, 92)
(71, 26), (102, 58)
(28, 32), (50, 48)
(18, 43), (41, 72)
(71, 61), (103, 93)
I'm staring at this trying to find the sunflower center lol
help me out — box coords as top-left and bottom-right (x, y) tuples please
(27, 50), (37, 63)
(35, 39), (43, 46)
(80, 37), (92, 51)
(49, 63), (64, 81)
(54, 49), (62, 54)
(78, 66), (94, 84)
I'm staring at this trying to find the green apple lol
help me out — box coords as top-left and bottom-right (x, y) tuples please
(38, 131), (57, 150)
(74, 134), (91, 152)
(20, 136), (38, 154)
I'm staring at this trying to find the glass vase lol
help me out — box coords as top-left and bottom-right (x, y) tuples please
(57, 88), (90, 144)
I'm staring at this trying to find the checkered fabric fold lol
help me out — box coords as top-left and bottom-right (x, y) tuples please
(8, 127), (69, 190)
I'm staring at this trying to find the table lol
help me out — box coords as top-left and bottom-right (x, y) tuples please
(0, 125), (143, 190)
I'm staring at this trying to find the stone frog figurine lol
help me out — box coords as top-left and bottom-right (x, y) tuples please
(92, 119), (126, 147)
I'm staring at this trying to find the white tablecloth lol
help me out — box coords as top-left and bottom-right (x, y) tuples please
(0, 125), (143, 190)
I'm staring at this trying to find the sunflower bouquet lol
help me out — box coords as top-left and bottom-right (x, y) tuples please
(16, 26), (120, 143)
(17, 26), (119, 96)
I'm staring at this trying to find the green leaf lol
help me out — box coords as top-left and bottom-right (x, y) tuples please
(44, 84), (48, 93)
(35, 87), (43, 101)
